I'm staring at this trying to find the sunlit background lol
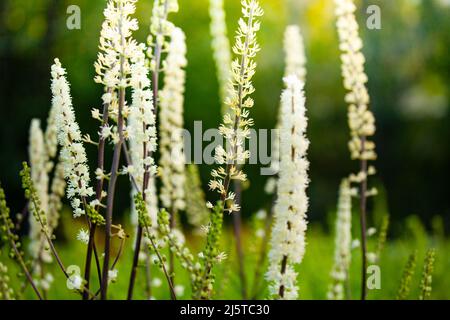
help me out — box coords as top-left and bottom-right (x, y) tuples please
(1, 0), (448, 231)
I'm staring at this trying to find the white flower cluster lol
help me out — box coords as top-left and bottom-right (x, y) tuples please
(334, 0), (376, 161)
(266, 75), (309, 300)
(52, 59), (94, 218)
(159, 27), (187, 212)
(128, 49), (158, 186)
(76, 228), (90, 245)
(208, 0), (232, 115)
(28, 119), (51, 262)
(108, 269), (119, 283)
(209, 0), (263, 212)
(327, 179), (355, 300)
(94, 0), (142, 89)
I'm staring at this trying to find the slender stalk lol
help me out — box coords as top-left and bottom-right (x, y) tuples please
(83, 223), (96, 299)
(92, 242), (102, 285)
(111, 234), (126, 269)
(121, 143), (140, 191)
(232, 179), (247, 299)
(90, 236), (126, 300)
(83, 90), (110, 300)
(101, 86), (125, 299)
(359, 139), (368, 300)
(169, 209), (176, 289)
(144, 225), (177, 300)
(144, 246), (152, 299)
(32, 199), (96, 298)
(123, 141), (144, 300)
(127, 225), (143, 299)
(7, 231), (43, 300)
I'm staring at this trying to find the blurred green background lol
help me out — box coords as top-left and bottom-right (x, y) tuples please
(0, 0), (449, 233)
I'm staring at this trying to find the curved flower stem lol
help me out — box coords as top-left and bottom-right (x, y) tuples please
(202, 7), (257, 297)
(127, 225), (143, 300)
(359, 138), (368, 300)
(83, 223), (96, 299)
(144, 246), (152, 299)
(143, 224), (177, 300)
(121, 143), (140, 191)
(232, 179), (247, 299)
(100, 88), (125, 299)
(90, 236), (126, 300)
(169, 208), (177, 289)
(33, 200), (96, 298)
(111, 235), (126, 270)
(6, 228), (43, 300)
(83, 91), (110, 300)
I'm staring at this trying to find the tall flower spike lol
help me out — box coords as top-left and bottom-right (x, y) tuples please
(419, 249), (436, 300)
(328, 179), (355, 300)
(128, 44), (158, 226)
(266, 75), (309, 300)
(396, 251), (417, 300)
(209, 0), (264, 213)
(334, 0), (377, 299)
(28, 119), (51, 262)
(266, 25), (307, 187)
(208, 0), (232, 115)
(52, 59), (94, 218)
(159, 27), (187, 213)
(126, 0), (179, 300)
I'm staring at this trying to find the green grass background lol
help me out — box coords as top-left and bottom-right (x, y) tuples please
(2, 207), (448, 300)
